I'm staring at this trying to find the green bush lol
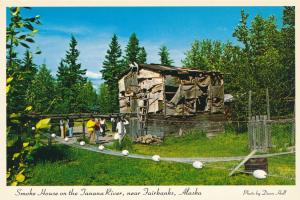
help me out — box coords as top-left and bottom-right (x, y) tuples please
(31, 145), (73, 163)
(112, 135), (133, 151)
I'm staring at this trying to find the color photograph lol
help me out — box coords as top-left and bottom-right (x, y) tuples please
(6, 6), (295, 186)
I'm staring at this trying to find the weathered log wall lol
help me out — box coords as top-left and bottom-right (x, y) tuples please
(127, 113), (225, 138)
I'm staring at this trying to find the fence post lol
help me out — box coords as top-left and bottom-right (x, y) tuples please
(253, 116), (258, 150)
(248, 91), (252, 120)
(262, 115), (267, 152)
(266, 88), (270, 120)
(82, 117), (86, 139)
(291, 122), (295, 146)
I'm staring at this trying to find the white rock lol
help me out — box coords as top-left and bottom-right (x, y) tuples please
(152, 155), (160, 162)
(192, 161), (203, 169)
(98, 145), (105, 151)
(64, 137), (69, 142)
(122, 150), (129, 156)
(253, 169), (267, 179)
(51, 133), (56, 138)
(80, 141), (85, 146)
(114, 133), (120, 140)
(32, 127), (36, 130)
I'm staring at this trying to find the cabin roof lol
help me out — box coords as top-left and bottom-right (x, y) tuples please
(119, 63), (223, 79)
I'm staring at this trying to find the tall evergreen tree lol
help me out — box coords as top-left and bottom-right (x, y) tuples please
(9, 50), (37, 112)
(158, 45), (173, 66)
(76, 81), (98, 112)
(98, 83), (110, 114)
(27, 63), (56, 113)
(56, 36), (87, 113)
(101, 34), (123, 113)
(137, 47), (147, 64)
(123, 33), (140, 66)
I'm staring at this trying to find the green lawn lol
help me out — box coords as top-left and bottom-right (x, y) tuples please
(24, 124), (295, 185)
(131, 131), (250, 157)
(24, 144), (295, 185)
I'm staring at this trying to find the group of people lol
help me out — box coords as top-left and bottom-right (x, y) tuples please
(86, 115), (129, 144)
(86, 116), (107, 144)
(59, 115), (129, 144)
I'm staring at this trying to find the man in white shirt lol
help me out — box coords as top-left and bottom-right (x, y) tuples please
(116, 117), (129, 143)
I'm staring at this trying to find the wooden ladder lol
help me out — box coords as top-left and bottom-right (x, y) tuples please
(137, 92), (149, 136)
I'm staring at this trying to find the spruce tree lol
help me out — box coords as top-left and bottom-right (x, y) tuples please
(101, 34), (123, 113)
(123, 33), (140, 66)
(137, 47), (147, 64)
(158, 45), (173, 66)
(27, 63), (56, 113)
(56, 36), (87, 113)
(9, 50), (37, 112)
(64, 36), (87, 87)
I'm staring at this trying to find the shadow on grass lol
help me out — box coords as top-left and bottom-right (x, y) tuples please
(31, 145), (73, 163)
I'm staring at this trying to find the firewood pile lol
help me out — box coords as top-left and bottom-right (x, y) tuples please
(135, 134), (163, 144)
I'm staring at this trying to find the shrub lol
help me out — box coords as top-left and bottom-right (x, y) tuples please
(112, 135), (133, 151)
(31, 145), (72, 163)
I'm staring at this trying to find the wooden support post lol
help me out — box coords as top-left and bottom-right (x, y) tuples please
(263, 115), (268, 152)
(248, 91), (252, 120)
(163, 75), (167, 117)
(229, 150), (257, 176)
(82, 117), (85, 139)
(266, 88), (270, 120)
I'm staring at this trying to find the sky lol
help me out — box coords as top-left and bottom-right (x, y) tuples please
(7, 7), (284, 89)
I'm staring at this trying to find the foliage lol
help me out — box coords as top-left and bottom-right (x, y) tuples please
(76, 81), (98, 112)
(181, 8), (295, 119)
(98, 83), (110, 114)
(112, 135), (133, 151)
(56, 36), (88, 113)
(101, 34), (123, 113)
(158, 45), (173, 66)
(31, 145), (73, 163)
(6, 7), (45, 186)
(137, 46), (147, 64)
(26, 64), (56, 113)
(123, 33), (140, 66)
(182, 40), (222, 71)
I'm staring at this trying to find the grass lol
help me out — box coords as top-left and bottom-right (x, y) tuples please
(24, 144), (295, 185)
(130, 130), (250, 157)
(23, 124), (295, 185)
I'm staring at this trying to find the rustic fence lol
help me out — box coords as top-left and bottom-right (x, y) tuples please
(247, 115), (272, 152)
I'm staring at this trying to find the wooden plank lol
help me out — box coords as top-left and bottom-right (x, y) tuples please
(163, 75), (167, 117)
(228, 150), (257, 176)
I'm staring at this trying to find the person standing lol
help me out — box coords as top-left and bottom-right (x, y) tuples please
(94, 118), (101, 144)
(67, 117), (74, 138)
(116, 117), (129, 143)
(111, 117), (117, 133)
(59, 119), (65, 138)
(99, 117), (106, 136)
(86, 115), (96, 144)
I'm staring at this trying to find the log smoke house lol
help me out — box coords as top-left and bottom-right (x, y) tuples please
(118, 63), (225, 138)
